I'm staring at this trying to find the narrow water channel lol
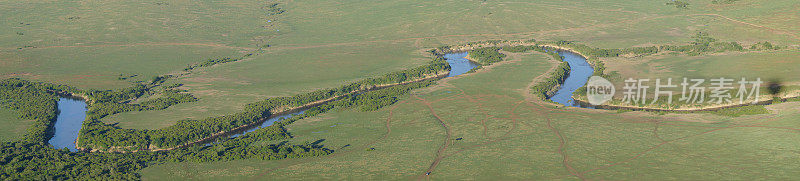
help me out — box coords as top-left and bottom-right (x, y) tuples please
(229, 110), (306, 138)
(548, 50), (594, 107)
(48, 98), (87, 152)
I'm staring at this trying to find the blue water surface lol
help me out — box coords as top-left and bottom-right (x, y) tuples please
(548, 51), (594, 107)
(49, 98), (87, 152)
(443, 52), (479, 77)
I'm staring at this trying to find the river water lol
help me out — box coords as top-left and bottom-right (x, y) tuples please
(48, 98), (87, 151)
(548, 50), (594, 107)
(229, 110), (306, 138)
(443, 52), (479, 77)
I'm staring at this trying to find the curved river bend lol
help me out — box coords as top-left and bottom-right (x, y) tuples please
(445, 50), (594, 107)
(547, 50), (593, 107)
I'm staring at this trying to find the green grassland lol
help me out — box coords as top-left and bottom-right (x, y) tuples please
(605, 49), (800, 84)
(0, 0), (267, 89)
(0, 108), (31, 142)
(0, 46), (242, 89)
(1, 0), (799, 179)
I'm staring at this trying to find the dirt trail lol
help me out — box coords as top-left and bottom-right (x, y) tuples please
(694, 13), (800, 40)
(412, 95), (452, 179)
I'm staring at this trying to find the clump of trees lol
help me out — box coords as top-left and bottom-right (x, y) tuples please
(712, 0), (738, 4)
(750, 41), (780, 50)
(667, 0), (690, 9)
(184, 53), (258, 72)
(531, 62), (571, 99)
(543, 41), (659, 58)
(659, 32), (753, 55)
(265, 3), (285, 16)
(494, 44), (573, 100)
(467, 47), (506, 65)
(184, 57), (241, 71)
(86, 89), (197, 120)
(82, 81), (197, 121)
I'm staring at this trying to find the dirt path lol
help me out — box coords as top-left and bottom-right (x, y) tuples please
(412, 95), (452, 179)
(694, 13), (800, 41)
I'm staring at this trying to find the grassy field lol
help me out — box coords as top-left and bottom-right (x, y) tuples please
(605, 49), (800, 84)
(0, 0), (274, 89)
(0, 46), (242, 89)
(2, 0), (800, 179)
(0, 108), (30, 142)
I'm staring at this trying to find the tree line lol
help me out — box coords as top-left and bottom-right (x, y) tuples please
(0, 136), (331, 180)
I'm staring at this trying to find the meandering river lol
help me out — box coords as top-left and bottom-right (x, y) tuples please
(48, 50), (584, 151)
